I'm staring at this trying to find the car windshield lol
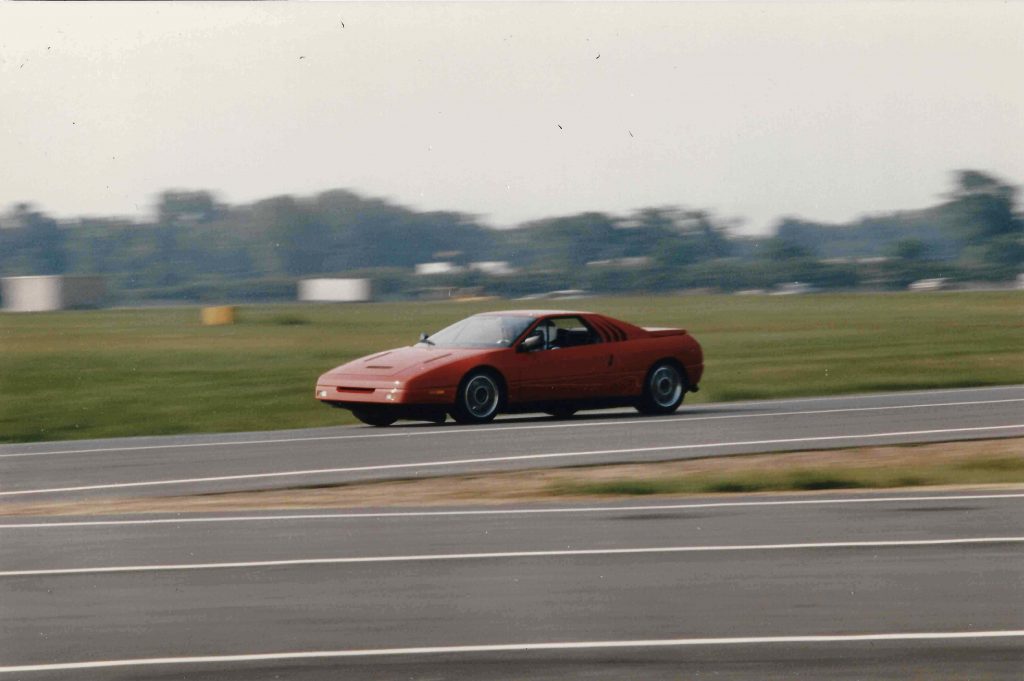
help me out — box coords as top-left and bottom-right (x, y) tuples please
(421, 315), (536, 349)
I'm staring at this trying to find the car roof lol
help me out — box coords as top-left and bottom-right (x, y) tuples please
(477, 309), (593, 318)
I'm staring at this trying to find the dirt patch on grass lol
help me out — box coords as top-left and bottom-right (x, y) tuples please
(2, 438), (1022, 517)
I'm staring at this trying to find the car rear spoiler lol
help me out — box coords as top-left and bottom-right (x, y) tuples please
(642, 327), (688, 337)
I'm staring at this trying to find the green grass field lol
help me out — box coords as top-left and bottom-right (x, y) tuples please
(1, 292), (1021, 443)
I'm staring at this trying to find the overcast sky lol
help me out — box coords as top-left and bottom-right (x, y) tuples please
(1, 2), (1021, 233)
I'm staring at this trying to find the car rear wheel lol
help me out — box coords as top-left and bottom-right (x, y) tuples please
(636, 361), (686, 415)
(451, 370), (503, 424)
(351, 408), (398, 427)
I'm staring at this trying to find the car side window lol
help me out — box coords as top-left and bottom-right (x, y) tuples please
(538, 317), (602, 350)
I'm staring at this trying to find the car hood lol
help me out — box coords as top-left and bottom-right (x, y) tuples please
(322, 346), (492, 379)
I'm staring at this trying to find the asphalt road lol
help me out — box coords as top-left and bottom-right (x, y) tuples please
(2, 490), (1022, 679)
(1, 386), (1023, 502)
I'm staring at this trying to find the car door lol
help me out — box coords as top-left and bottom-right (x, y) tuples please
(514, 316), (612, 402)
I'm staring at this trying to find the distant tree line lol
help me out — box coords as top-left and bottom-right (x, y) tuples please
(0, 170), (1020, 302)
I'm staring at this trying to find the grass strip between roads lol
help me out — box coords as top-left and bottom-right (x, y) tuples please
(549, 452), (1024, 496)
(2, 438), (1021, 517)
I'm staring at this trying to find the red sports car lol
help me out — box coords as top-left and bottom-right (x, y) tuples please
(315, 310), (703, 426)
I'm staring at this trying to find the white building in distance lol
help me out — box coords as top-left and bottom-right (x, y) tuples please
(468, 261), (516, 276)
(585, 257), (652, 268)
(298, 278), (372, 302)
(1, 275), (107, 312)
(414, 262), (464, 276)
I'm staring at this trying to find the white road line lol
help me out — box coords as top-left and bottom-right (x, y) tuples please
(2, 393), (1021, 460)
(3, 492), (1023, 529)
(3, 424), (1022, 498)
(3, 630), (1024, 673)
(2, 537), (1021, 578)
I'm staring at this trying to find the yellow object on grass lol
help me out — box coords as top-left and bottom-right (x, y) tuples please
(201, 306), (235, 326)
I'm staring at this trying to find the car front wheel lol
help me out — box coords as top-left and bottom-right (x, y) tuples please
(636, 361), (686, 415)
(451, 370), (503, 424)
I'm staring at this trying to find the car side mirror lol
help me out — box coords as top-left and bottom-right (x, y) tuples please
(518, 334), (543, 353)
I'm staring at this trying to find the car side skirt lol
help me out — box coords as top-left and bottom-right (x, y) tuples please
(321, 391), (699, 423)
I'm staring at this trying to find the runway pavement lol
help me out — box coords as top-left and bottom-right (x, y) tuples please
(2, 389), (1023, 679)
(2, 385), (1023, 501)
(2, 490), (1022, 679)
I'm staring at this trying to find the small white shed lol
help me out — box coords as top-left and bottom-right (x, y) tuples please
(1, 275), (107, 312)
(298, 278), (372, 302)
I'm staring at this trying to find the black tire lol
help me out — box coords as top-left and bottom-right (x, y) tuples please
(545, 407), (577, 419)
(636, 361), (686, 415)
(351, 408), (398, 427)
(451, 369), (504, 424)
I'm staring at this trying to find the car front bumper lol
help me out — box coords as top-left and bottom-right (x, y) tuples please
(315, 380), (454, 406)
